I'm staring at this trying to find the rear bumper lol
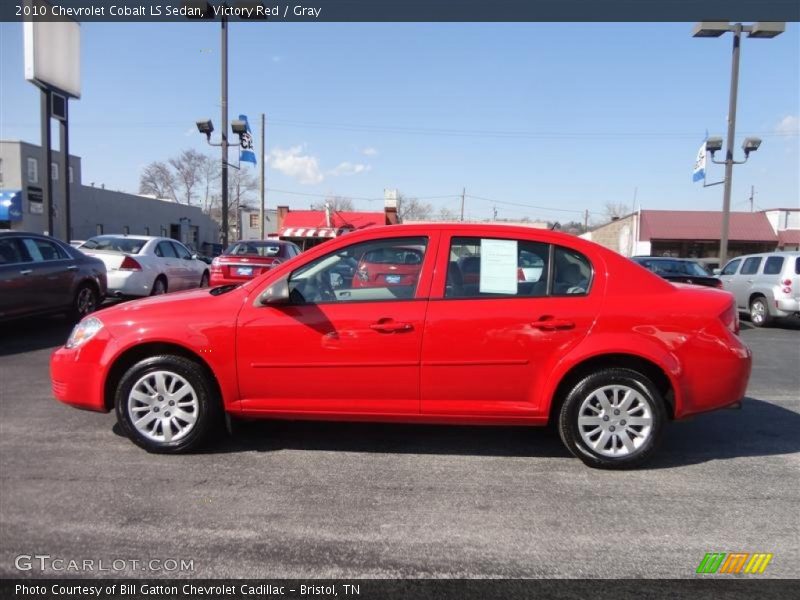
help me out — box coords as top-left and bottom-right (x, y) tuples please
(106, 270), (152, 297)
(774, 297), (800, 316)
(675, 323), (752, 418)
(209, 274), (251, 287)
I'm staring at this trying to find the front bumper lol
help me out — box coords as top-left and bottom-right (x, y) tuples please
(50, 334), (112, 413)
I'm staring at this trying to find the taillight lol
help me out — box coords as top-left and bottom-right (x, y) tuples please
(782, 279), (792, 294)
(210, 257), (222, 273)
(357, 267), (369, 282)
(714, 279), (723, 289)
(119, 256), (142, 271)
(720, 303), (739, 335)
(517, 268), (525, 282)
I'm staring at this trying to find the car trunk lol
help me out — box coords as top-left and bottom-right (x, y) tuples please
(214, 256), (281, 280)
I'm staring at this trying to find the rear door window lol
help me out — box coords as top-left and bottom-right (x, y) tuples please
(0, 238), (30, 264)
(171, 242), (192, 259)
(740, 257), (762, 275)
(21, 238), (68, 262)
(763, 256), (784, 275)
(446, 237), (551, 298)
(156, 241), (177, 258)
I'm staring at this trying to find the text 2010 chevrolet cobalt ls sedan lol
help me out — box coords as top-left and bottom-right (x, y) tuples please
(51, 224), (751, 468)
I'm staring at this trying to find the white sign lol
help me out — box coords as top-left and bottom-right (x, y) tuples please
(24, 8), (81, 99)
(479, 239), (518, 294)
(692, 141), (706, 183)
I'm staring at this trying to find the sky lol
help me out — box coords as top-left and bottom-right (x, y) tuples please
(1, 21), (798, 223)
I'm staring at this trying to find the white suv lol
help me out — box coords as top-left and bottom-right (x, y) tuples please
(719, 251), (800, 327)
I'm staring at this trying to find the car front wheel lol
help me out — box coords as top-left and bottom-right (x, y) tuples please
(558, 368), (666, 469)
(115, 355), (219, 453)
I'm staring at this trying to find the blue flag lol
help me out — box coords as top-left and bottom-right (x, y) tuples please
(238, 114), (257, 165)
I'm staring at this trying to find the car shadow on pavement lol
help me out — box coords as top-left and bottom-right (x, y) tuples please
(208, 420), (572, 458)
(0, 315), (75, 356)
(646, 396), (800, 469)
(198, 396), (799, 465)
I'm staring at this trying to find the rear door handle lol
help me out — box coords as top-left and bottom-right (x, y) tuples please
(66, 265), (78, 271)
(19, 269), (32, 275)
(370, 320), (413, 333)
(530, 316), (575, 331)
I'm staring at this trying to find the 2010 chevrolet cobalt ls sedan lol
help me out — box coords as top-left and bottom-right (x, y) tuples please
(51, 224), (751, 468)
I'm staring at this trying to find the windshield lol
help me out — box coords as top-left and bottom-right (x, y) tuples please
(81, 236), (147, 254)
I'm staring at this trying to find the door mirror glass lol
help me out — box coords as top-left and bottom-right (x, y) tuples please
(258, 277), (290, 306)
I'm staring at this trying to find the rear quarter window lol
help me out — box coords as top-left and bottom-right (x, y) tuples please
(763, 256), (784, 275)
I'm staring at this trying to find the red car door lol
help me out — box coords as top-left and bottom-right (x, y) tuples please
(420, 233), (600, 418)
(236, 233), (438, 415)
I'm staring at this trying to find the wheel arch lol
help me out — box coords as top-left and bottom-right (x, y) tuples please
(548, 353), (677, 425)
(103, 341), (222, 412)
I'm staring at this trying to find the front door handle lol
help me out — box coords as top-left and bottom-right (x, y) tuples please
(370, 320), (413, 333)
(530, 316), (575, 331)
(66, 265), (78, 271)
(19, 269), (32, 275)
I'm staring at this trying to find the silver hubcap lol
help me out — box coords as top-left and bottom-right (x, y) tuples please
(578, 384), (653, 458)
(76, 288), (95, 315)
(751, 301), (765, 324)
(128, 371), (199, 443)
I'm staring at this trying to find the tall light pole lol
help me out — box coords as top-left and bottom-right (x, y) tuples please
(693, 21), (785, 266)
(220, 15), (229, 247)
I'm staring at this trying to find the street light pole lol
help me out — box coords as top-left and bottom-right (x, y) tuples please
(719, 23), (742, 267)
(220, 15), (229, 247)
(693, 21), (784, 267)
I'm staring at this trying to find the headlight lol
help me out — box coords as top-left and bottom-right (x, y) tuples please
(65, 317), (104, 349)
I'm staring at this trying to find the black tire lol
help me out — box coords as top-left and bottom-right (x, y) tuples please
(558, 368), (666, 469)
(150, 276), (168, 296)
(114, 355), (220, 453)
(200, 271), (210, 288)
(749, 296), (772, 328)
(71, 282), (99, 320)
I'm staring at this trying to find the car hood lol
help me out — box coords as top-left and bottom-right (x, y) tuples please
(97, 286), (242, 321)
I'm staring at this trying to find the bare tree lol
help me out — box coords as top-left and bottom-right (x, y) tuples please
(197, 154), (219, 213)
(168, 149), (207, 205)
(603, 202), (631, 221)
(310, 196), (355, 212)
(436, 206), (460, 222)
(397, 193), (433, 222)
(139, 161), (178, 201)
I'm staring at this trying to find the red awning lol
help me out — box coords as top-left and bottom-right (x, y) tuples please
(279, 226), (350, 238)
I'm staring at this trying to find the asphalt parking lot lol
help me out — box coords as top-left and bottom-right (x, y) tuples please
(0, 315), (798, 579)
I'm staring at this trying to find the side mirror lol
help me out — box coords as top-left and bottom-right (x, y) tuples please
(258, 277), (290, 306)
(713, 268), (721, 276)
(191, 253), (199, 260)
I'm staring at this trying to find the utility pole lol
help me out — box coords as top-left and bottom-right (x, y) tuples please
(460, 187), (465, 221)
(492, 206), (498, 221)
(260, 113), (266, 239)
(583, 209), (589, 231)
(749, 185), (754, 212)
(220, 15), (229, 247)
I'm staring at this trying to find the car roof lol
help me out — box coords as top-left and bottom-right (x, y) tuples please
(632, 256), (699, 262)
(726, 251), (800, 260)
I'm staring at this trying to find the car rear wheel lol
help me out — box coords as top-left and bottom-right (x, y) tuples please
(749, 296), (771, 328)
(115, 355), (219, 453)
(150, 276), (167, 296)
(71, 283), (99, 320)
(558, 368), (666, 469)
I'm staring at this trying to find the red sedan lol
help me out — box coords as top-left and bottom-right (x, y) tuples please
(51, 224), (751, 468)
(209, 240), (301, 286)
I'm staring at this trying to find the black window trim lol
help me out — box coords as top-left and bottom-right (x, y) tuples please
(285, 235), (431, 306)
(440, 236), (593, 301)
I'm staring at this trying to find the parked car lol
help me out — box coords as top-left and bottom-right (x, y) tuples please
(78, 235), (209, 297)
(51, 224), (750, 469)
(0, 231), (106, 321)
(209, 240), (301, 286)
(718, 251), (800, 327)
(631, 257), (723, 289)
(352, 245), (424, 289)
